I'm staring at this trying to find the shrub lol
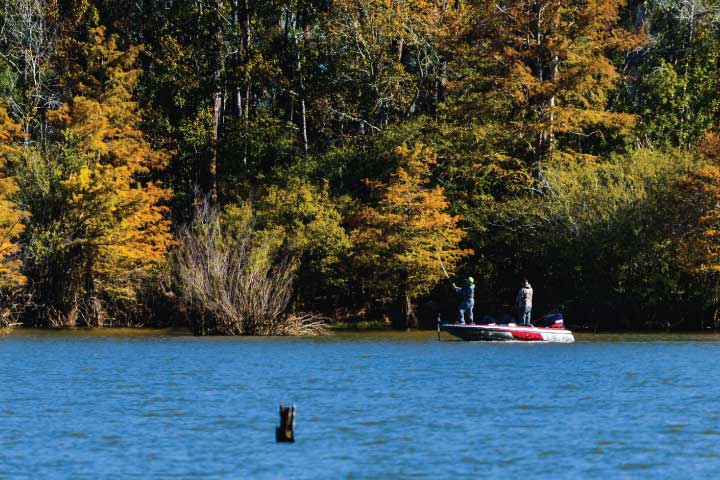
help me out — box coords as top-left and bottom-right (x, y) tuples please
(174, 199), (326, 336)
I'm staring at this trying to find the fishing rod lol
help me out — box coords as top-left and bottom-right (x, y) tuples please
(436, 248), (451, 281)
(436, 248), (455, 341)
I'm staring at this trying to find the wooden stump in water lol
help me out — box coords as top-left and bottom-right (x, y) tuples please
(276, 405), (295, 443)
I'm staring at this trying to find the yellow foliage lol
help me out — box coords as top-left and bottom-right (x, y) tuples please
(256, 178), (351, 277)
(352, 144), (472, 299)
(50, 27), (172, 301)
(451, 0), (646, 164)
(0, 105), (28, 288)
(492, 0), (645, 134)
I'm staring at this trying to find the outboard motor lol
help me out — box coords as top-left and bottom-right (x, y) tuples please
(534, 313), (565, 329)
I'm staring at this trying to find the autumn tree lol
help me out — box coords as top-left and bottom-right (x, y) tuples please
(351, 144), (471, 328)
(0, 105), (28, 290)
(21, 27), (171, 326)
(448, 0), (644, 181)
(674, 163), (720, 326)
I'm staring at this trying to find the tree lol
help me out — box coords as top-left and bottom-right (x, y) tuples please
(448, 0), (644, 180)
(0, 105), (27, 289)
(320, 0), (448, 134)
(0, 0), (58, 139)
(22, 27), (171, 326)
(255, 177), (351, 306)
(351, 143), (471, 328)
(628, 0), (720, 148)
(675, 163), (720, 326)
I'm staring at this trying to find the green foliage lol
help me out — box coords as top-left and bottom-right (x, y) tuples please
(173, 199), (326, 336)
(254, 177), (351, 306)
(220, 113), (300, 199)
(257, 178), (350, 269)
(485, 149), (701, 328)
(629, 0), (720, 148)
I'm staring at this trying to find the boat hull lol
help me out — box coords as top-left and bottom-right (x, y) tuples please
(440, 323), (575, 343)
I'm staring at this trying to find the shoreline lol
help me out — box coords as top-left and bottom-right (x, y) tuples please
(5, 326), (720, 342)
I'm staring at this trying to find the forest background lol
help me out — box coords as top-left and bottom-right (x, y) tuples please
(1, 0), (720, 334)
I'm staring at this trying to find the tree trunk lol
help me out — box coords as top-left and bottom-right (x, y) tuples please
(243, 0), (251, 121)
(207, 0), (225, 202)
(393, 270), (417, 329)
(230, 0), (242, 119)
(296, 13), (309, 155)
(242, 0), (251, 168)
(532, 6), (559, 186)
(210, 89), (221, 202)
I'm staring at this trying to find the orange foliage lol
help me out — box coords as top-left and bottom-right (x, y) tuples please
(451, 0), (646, 162)
(676, 165), (720, 275)
(0, 106), (28, 288)
(699, 132), (720, 164)
(352, 144), (472, 300)
(49, 27), (171, 300)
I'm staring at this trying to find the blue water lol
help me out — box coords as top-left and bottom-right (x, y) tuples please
(1, 331), (719, 479)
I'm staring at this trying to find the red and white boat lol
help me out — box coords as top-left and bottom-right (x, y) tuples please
(439, 313), (574, 343)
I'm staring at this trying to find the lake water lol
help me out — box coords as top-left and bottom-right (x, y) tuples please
(2, 330), (720, 479)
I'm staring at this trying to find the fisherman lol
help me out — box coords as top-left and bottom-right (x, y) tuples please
(516, 279), (533, 325)
(452, 277), (475, 324)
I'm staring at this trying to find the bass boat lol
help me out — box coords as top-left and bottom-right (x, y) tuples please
(439, 313), (574, 343)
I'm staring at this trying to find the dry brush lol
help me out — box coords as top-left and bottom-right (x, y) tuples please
(174, 200), (326, 336)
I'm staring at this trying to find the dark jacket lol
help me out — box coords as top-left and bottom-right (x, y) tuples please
(454, 283), (475, 303)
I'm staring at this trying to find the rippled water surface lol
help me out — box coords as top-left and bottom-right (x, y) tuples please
(2, 329), (720, 479)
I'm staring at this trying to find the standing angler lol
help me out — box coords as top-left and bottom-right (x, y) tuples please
(453, 277), (475, 324)
(516, 279), (533, 325)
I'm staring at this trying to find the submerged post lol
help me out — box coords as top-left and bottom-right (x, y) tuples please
(437, 314), (442, 340)
(276, 405), (295, 443)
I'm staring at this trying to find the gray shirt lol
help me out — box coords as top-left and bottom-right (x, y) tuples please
(517, 285), (533, 308)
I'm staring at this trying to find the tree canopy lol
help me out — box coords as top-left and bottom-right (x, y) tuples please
(2, 0), (720, 331)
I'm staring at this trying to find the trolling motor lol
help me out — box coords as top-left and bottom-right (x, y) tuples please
(533, 312), (566, 329)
